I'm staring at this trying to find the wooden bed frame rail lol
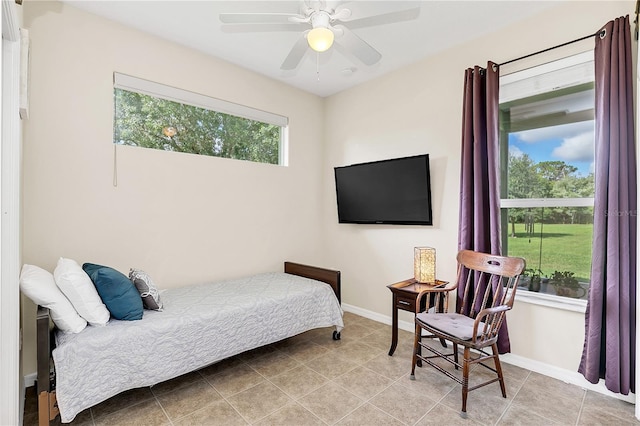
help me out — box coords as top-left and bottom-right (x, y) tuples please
(36, 305), (59, 426)
(284, 261), (341, 303)
(36, 262), (341, 425)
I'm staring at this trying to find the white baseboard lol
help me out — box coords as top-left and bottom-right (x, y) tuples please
(342, 303), (635, 405)
(24, 372), (36, 388)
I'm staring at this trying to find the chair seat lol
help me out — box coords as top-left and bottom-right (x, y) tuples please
(416, 312), (485, 341)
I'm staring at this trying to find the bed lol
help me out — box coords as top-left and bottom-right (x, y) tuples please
(36, 262), (343, 425)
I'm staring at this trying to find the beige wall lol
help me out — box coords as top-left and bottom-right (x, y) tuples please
(323, 0), (635, 372)
(20, 0), (636, 380)
(21, 1), (325, 375)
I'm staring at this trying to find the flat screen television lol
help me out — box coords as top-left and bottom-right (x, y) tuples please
(334, 154), (433, 225)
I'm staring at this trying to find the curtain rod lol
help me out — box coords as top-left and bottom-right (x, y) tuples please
(499, 30), (604, 67)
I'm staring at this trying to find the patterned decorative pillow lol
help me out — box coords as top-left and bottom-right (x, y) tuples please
(129, 268), (163, 311)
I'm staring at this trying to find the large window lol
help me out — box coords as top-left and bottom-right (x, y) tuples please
(113, 73), (288, 165)
(499, 52), (595, 304)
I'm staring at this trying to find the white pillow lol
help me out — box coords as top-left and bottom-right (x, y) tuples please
(19, 264), (87, 334)
(54, 258), (110, 326)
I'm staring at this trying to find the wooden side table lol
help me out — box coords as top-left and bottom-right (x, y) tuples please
(387, 278), (452, 356)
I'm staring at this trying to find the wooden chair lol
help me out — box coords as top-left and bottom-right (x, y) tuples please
(410, 250), (525, 417)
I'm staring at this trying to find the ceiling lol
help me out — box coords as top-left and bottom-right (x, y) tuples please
(65, 1), (563, 98)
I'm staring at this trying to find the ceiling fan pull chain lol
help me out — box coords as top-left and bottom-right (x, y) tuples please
(316, 51), (320, 81)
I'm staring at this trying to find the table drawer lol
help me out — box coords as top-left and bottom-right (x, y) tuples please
(395, 295), (416, 312)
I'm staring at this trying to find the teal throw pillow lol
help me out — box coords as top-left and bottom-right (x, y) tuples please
(82, 263), (143, 321)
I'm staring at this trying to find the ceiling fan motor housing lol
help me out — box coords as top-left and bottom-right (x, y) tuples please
(310, 11), (332, 29)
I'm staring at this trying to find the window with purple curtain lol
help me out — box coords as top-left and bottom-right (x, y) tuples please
(457, 62), (511, 353)
(579, 15), (637, 395)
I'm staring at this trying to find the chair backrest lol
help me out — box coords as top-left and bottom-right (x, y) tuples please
(456, 250), (526, 319)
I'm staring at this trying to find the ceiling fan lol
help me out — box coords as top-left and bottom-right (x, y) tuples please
(219, 1), (421, 71)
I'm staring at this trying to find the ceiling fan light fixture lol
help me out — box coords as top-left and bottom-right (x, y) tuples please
(307, 26), (334, 52)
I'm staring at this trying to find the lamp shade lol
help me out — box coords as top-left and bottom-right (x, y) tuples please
(414, 247), (436, 283)
(307, 27), (334, 52)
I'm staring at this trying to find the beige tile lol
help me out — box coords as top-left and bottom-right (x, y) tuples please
(361, 329), (394, 352)
(332, 366), (394, 400)
(305, 350), (359, 379)
(198, 356), (245, 378)
(273, 332), (314, 349)
(342, 312), (362, 324)
(349, 315), (390, 332)
(248, 350), (301, 378)
(238, 344), (280, 361)
(497, 403), (560, 425)
(439, 382), (515, 425)
(173, 399), (247, 426)
(226, 381), (292, 423)
(298, 382), (364, 424)
(269, 365), (329, 398)
(522, 372), (586, 401)
(363, 352), (413, 380)
(510, 384), (582, 425)
(499, 361), (531, 384)
(23, 313), (639, 426)
(93, 399), (169, 426)
(578, 404), (640, 426)
(467, 360), (520, 393)
(580, 390), (639, 424)
(397, 369), (457, 401)
(254, 402), (324, 426)
(332, 340), (384, 364)
(150, 371), (202, 396)
(285, 341), (331, 363)
(341, 323), (378, 340)
(336, 403), (405, 426)
(415, 403), (484, 425)
(394, 338), (419, 360)
(206, 363), (265, 397)
(369, 382), (437, 425)
(309, 329), (347, 349)
(155, 379), (222, 421)
(91, 386), (155, 419)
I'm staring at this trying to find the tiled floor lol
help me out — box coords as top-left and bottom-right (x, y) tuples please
(24, 312), (639, 425)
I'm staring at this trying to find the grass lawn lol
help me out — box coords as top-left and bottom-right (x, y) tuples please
(506, 223), (593, 282)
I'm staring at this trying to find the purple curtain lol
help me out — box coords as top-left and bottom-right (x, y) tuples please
(457, 62), (509, 353)
(579, 16), (636, 394)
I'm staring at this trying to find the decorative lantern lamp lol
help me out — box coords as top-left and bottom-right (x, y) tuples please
(414, 247), (436, 284)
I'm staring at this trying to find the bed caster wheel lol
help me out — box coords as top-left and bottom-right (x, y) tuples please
(332, 331), (341, 340)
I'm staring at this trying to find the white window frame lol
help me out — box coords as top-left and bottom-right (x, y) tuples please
(499, 51), (595, 312)
(113, 73), (289, 166)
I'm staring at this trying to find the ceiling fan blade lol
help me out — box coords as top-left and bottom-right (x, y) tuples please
(334, 25), (381, 66)
(281, 36), (310, 70)
(339, 7), (420, 30)
(220, 13), (302, 24)
(331, 8), (352, 21)
(221, 24), (304, 34)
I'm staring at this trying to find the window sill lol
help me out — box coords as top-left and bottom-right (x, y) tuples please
(514, 289), (587, 313)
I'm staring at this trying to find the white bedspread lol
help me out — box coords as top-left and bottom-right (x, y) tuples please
(53, 272), (344, 422)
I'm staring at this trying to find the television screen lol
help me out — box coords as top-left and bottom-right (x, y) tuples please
(334, 154), (433, 225)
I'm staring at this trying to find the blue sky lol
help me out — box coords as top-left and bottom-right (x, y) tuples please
(509, 120), (595, 177)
